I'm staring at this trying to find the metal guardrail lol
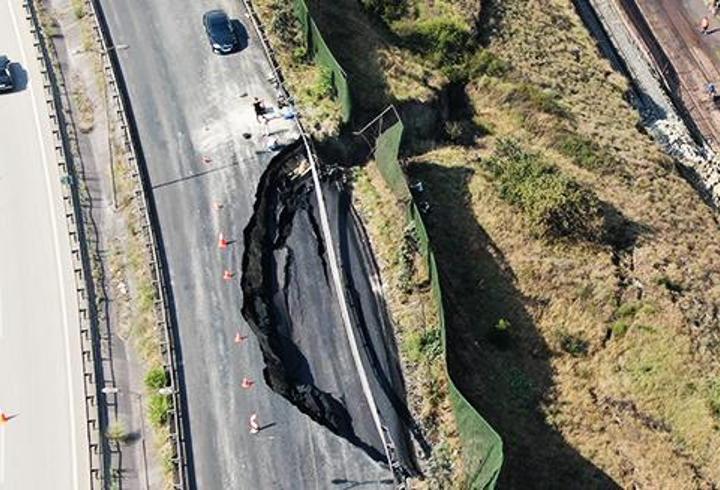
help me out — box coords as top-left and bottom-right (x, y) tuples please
(80, 0), (190, 487)
(23, 1), (106, 487)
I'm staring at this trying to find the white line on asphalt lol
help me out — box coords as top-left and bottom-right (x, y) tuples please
(1, 427), (5, 484)
(7, 1), (80, 487)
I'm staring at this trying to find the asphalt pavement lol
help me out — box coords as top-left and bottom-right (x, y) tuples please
(97, 0), (408, 487)
(0, 0), (90, 488)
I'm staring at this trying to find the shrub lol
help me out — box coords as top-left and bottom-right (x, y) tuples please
(407, 17), (471, 66)
(360, 0), (408, 22)
(709, 380), (720, 418)
(557, 329), (589, 357)
(655, 275), (683, 293)
(106, 420), (127, 442)
(464, 49), (510, 79)
(611, 320), (630, 338)
(615, 302), (640, 319)
(486, 139), (603, 240)
(405, 327), (442, 364)
(270, 2), (301, 46)
(419, 328), (443, 361)
(556, 133), (616, 171)
(308, 66), (335, 101)
(505, 83), (568, 118)
(145, 366), (167, 391)
(148, 393), (170, 428)
(488, 318), (511, 349)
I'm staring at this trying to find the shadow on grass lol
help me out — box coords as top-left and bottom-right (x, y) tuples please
(409, 161), (621, 489)
(307, 0), (394, 120)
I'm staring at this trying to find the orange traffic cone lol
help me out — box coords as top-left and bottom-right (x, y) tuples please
(249, 413), (259, 434)
(241, 377), (255, 389)
(234, 332), (248, 344)
(223, 270), (234, 281)
(0, 413), (14, 425)
(218, 233), (229, 249)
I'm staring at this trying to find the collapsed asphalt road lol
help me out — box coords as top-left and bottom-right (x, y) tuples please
(241, 141), (421, 479)
(97, 0), (423, 484)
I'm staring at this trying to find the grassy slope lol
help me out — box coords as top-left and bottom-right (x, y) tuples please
(254, 0), (720, 487)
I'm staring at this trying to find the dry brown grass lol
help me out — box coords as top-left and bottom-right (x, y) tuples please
(70, 74), (94, 133)
(402, 0), (720, 486)
(353, 164), (464, 488)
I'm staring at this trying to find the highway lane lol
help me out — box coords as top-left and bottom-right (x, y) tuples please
(0, 0), (90, 488)
(98, 0), (399, 487)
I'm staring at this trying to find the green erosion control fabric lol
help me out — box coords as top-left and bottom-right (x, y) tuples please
(376, 120), (504, 488)
(294, 0), (352, 121)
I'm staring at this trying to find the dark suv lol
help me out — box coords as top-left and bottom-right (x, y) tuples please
(0, 56), (14, 93)
(202, 10), (237, 54)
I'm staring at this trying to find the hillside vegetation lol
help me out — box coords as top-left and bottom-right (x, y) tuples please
(255, 0), (720, 487)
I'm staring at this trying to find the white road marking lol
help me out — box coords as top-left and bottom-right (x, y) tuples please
(1, 427), (5, 484)
(7, 1), (80, 487)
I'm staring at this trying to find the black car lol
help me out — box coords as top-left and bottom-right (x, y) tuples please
(0, 56), (14, 93)
(203, 9), (237, 54)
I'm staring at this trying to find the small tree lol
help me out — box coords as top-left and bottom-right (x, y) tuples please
(106, 419), (127, 443)
(488, 318), (511, 349)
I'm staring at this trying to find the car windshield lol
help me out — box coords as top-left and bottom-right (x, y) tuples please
(210, 14), (228, 29)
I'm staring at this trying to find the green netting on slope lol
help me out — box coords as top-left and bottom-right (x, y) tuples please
(376, 122), (503, 489)
(293, 0), (352, 121)
(429, 251), (503, 489)
(375, 121), (410, 202)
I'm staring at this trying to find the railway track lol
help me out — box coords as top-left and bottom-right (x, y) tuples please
(630, 0), (720, 147)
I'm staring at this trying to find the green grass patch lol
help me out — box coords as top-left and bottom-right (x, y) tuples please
(402, 16), (471, 66)
(145, 366), (168, 390)
(504, 83), (568, 118)
(71, 0), (85, 19)
(485, 139), (603, 240)
(148, 393), (170, 428)
(555, 133), (616, 171)
(556, 329), (589, 357)
(463, 49), (510, 79)
(611, 320), (630, 338)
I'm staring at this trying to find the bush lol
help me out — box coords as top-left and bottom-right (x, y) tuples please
(505, 83), (568, 118)
(148, 393), (170, 428)
(464, 49), (510, 79)
(557, 330), (589, 357)
(145, 366), (167, 391)
(486, 139), (603, 240)
(615, 302), (640, 319)
(106, 420), (127, 442)
(360, 0), (408, 22)
(488, 318), (511, 349)
(709, 380), (720, 418)
(308, 66), (335, 101)
(270, 1), (301, 46)
(407, 17), (471, 66)
(405, 327), (442, 364)
(556, 133), (616, 171)
(611, 320), (630, 338)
